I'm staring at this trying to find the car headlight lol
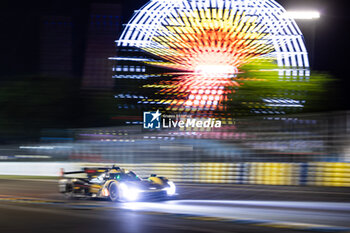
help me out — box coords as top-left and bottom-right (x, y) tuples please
(120, 183), (140, 201)
(165, 181), (176, 196)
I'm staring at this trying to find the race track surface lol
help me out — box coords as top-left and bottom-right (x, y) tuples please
(1, 179), (350, 233)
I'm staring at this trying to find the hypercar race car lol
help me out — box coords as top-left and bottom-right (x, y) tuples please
(58, 165), (176, 201)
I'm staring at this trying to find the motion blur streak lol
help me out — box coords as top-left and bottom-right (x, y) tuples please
(121, 200), (350, 227)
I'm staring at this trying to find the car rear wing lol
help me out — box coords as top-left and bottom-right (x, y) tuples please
(60, 167), (112, 179)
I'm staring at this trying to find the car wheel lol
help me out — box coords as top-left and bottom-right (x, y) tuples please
(108, 182), (119, 202)
(64, 183), (76, 200)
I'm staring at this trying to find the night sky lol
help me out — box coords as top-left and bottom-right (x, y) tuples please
(1, 0), (349, 109)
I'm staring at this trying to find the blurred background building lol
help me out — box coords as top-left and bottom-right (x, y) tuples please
(39, 16), (73, 77)
(81, 3), (122, 90)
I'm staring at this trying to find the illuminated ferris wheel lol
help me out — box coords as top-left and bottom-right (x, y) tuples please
(117, 0), (309, 72)
(112, 0), (311, 119)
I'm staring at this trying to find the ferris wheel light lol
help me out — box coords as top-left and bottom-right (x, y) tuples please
(195, 65), (238, 74)
(117, 0), (310, 68)
(284, 11), (320, 20)
(112, 0), (310, 113)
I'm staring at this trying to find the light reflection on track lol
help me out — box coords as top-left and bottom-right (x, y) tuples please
(2, 179), (350, 232)
(121, 200), (350, 228)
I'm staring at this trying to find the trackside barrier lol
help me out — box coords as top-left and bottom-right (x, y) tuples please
(0, 162), (81, 176)
(247, 162), (299, 186)
(1, 162), (350, 187)
(77, 162), (350, 187)
(307, 162), (350, 187)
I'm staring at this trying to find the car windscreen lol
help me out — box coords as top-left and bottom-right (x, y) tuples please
(111, 172), (141, 181)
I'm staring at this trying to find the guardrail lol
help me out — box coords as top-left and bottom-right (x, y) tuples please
(1, 162), (349, 187)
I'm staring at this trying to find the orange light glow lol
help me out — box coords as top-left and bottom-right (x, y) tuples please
(144, 11), (273, 72)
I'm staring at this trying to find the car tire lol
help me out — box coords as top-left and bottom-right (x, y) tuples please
(64, 183), (76, 200)
(108, 182), (119, 202)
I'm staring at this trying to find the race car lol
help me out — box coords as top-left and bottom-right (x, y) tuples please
(58, 165), (176, 201)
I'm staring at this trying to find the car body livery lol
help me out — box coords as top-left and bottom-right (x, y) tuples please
(58, 166), (176, 201)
